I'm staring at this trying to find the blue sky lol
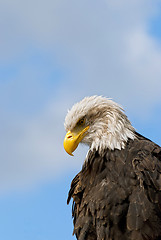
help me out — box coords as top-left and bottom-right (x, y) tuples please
(1, 0), (161, 239)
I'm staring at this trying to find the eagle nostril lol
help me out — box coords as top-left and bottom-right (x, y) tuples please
(67, 135), (72, 139)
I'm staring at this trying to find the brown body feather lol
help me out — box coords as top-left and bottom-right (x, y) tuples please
(67, 133), (161, 240)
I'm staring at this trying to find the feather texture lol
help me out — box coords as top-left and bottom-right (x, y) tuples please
(67, 133), (161, 240)
(64, 96), (135, 152)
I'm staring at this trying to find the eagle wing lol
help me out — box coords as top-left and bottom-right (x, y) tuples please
(127, 136), (161, 239)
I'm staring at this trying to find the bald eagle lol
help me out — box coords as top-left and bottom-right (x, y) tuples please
(63, 96), (161, 240)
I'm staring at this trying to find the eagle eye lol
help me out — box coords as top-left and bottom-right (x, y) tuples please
(78, 118), (85, 125)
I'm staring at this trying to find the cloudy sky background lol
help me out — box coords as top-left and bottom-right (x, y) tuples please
(1, 0), (161, 239)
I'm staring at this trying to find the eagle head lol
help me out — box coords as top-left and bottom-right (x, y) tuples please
(64, 96), (135, 156)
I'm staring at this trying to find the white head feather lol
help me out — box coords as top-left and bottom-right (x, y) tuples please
(64, 96), (135, 153)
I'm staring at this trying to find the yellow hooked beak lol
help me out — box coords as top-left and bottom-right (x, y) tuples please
(63, 126), (89, 156)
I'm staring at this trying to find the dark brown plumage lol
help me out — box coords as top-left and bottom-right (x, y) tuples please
(67, 133), (161, 240)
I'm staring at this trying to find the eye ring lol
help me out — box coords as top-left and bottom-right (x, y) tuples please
(78, 118), (85, 125)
